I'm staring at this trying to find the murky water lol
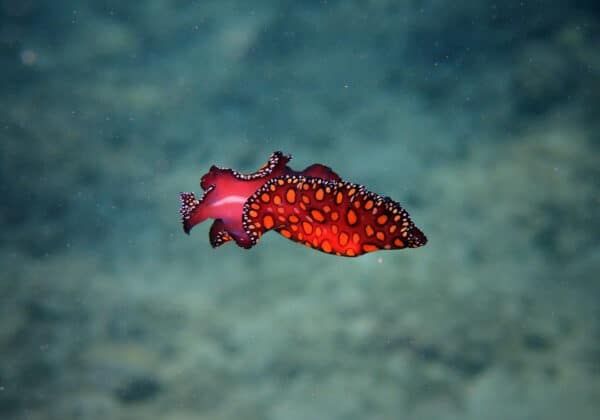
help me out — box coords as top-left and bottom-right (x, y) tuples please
(1, 1), (599, 419)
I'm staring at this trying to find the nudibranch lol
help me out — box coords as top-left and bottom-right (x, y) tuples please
(180, 151), (427, 257)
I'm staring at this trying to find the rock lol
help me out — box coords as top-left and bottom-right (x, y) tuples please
(115, 376), (162, 404)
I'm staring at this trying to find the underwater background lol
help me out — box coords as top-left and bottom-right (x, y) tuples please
(1, 1), (599, 419)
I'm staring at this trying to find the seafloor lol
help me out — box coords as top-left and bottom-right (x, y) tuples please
(1, 1), (599, 419)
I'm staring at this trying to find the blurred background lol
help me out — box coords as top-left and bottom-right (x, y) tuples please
(1, 1), (599, 419)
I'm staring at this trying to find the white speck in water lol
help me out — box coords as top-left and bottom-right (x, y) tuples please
(20, 49), (36, 65)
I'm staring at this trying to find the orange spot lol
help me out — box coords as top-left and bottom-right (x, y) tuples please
(302, 221), (313, 234)
(376, 214), (388, 225)
(345, 248), (356, 257)
(305, 241), (312, 248)
(364, 200), (374, 210)
(389, 225), (397, 234)
(250, 203), (261, 210)
(346, 209), (358, 225)
(353, 200), (361, 209)
(249, 210), (258, 218)
(277, 207), (285, 214)
(331, 224), (339, 234)
(394, 238), (405, 247)
(315, 188), (325, 201)
(315, 226), (322, 237)
(269, 184), (276, 192)
(290, 224), (298, 232)
(303, 183), (310, 190)
(339, 232), (349, 246)
(310, 209), (325, 223)
(299, 202), (307, 211)
(280, 229), (292, 238)
(322, 205), (331, 213)
(362, 244), (378, 253)
(352, 232), (361, 244)
(321, 240), (332, 253)
(302, 195), (311, 204)
(260, 193), (270, 203)
(312, 238), (319, 247)
(335, 191), (344, 205)
(376, 231), (385, 241)
(365, 225), (375, 237)
(286, 188), (296, 204)
(277, 179), (285, 186)
(273, 195), (282, 205)
(394, 215), (401, 222)
(348, 188), (356, 196)
(288, 215), (299, 223)
(278, 215), (286, 222)
(298, 232), (304, 240)
(330, 211), (339, 221)
(263, 215), (274, 229)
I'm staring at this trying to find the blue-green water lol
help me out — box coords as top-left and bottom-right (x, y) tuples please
(1, 1), (599, 419)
